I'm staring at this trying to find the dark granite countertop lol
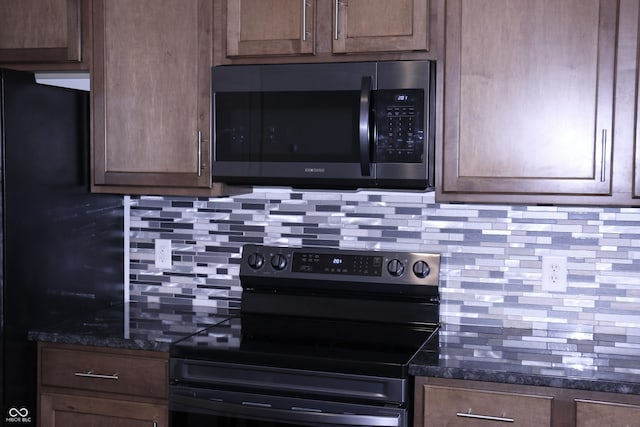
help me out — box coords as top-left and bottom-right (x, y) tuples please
(31, 307), (640, 395)
(28, 302), (236, 352)
(409, 323), (640, 395)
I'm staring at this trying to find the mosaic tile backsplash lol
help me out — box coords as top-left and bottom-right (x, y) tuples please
(129, 189), (640, 334)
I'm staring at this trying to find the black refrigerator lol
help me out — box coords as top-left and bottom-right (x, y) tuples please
(0, 68), (124, 425)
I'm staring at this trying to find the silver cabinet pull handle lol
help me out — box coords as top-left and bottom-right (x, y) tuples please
(334, 0), (340, 40)
(456, 411), (514, 423)
(74, 371), (119, 380)
(600, 129), (607, 182)
(197, 131), (203, 177)
(302, 0), (308, 41)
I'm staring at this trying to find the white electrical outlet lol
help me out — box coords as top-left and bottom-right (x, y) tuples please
(155, 239), (172, 269)
(542, 255), (567, 292)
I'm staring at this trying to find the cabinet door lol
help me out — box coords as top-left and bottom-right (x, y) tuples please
(226, 0), (315, 57)
(440, 0), (617, 200)
(40, 393), (167, 427)
(636, 85), (640, 199)
(423, 385), (553, 427)
(576, 399), (640, 427)
(332, 0), (428, 53)
(92, 0), (212, 189)
(0, 0), (82, 63)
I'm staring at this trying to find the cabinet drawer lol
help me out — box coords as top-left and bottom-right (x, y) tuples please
(40, 392), (168, 427)
(576, 399), (640, 427)
(40, 346), (167, 399)
(423, 385), (553, 426)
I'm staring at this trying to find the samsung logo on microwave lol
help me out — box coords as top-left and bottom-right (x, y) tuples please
(304, 167), (326, 173)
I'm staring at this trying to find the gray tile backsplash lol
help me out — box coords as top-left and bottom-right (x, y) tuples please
(129, 189), (640, 335)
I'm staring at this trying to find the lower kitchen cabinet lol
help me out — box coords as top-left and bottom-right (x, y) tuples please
(575, 399), (640, 427)
(40, 393), (166, 427)
(37, 342), (168, 427)
(415, 377), (640, 427)
(419, 383), (553, 426)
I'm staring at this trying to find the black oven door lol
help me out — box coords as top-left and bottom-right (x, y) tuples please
(211, 62), (378, 188)
(170, 386), (406, 427)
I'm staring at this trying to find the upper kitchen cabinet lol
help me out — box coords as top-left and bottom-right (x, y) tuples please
(0, 0), (90, 70)
(225, 0), (315, 57)
(92, 0), (241, 196)
(636, 70), (640, 200)
(438, 0), (640, 205)
(331, 0), (429, 54)
(216, 0), (430, 63)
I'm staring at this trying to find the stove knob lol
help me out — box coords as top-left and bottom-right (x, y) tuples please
(247, 253), (265, 269)
(413, 260), (431, 278)
(387, 259), (405, 277)
(271, 254), (288, 270)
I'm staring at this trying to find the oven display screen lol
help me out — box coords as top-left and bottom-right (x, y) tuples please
(292, 253), (383, 276)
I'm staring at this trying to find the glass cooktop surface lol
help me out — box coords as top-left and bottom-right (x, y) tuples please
(170, 314), (439, 378)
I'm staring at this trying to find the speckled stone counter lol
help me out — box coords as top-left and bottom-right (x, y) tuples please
(409, 324), (640, 395)
(32, 308), (640, 395)
(28, 302), (236, 352)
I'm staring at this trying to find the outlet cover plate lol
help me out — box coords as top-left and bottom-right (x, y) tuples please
(542, 255), (567, 292)
(155, 239), (172, 269)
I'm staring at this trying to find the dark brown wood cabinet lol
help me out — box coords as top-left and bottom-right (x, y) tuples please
(38, 343), (168, 427)
(635, 81), (640, 199)
(331, 0), (429, 54)
(415, 377), (640, 427)
(575, 399), (640, 427)
(91, 0), (212, 194)
(218, 0), (429, 63)
(420, 383), (553, 426)
(437, 0), (640, 205)
(91, 0), (246, 196)
(225, 0), (316, 57)
(40, 394), (166, 427)
(0, 0), (90, 69)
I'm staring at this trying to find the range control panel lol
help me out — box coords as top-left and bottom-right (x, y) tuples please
(293, 252), (383, 276)
(241, 244), (440, 287)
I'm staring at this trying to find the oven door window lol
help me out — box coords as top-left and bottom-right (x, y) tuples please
(214, 91), (360, 163)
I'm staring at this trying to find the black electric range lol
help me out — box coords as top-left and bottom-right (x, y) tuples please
(170, 244), (441, 427)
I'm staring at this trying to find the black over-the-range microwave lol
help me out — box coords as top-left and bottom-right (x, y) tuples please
(211, 60), (435, 190)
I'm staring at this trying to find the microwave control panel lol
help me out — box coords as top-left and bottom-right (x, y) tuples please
(374, 89), (425, 163)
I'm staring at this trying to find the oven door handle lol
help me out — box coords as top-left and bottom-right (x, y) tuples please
(171, 394), (401, 427)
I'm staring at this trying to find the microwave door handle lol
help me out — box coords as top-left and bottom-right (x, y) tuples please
(359, 76), (373, 176)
